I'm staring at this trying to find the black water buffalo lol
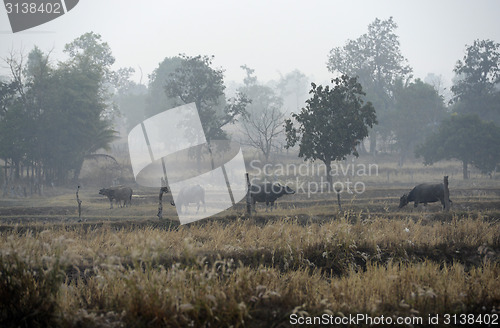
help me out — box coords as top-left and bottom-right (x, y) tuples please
(399, 183), (452, 209)
(250, 182), (295, 212)
(99, 186), (133, 209)
(171, 185), (206, 214)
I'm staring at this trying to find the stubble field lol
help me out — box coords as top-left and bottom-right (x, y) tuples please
(1, 158), (499, 327)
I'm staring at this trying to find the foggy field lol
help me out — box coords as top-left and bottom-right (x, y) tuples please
(1, 160), (499, 327)
(2, 2), (500, 327)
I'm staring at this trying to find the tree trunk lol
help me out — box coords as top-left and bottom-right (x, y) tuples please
(14, 160), (20, 180)
(369, 133), (377, 155)
(324, 160), (332, 191)
(443, 176), (450, 212)
(462, 161), (469, 180)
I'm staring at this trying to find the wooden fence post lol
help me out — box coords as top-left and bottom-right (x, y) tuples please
(76, 185), (82, 219)
(335, 185), (342, 212)
(443, 176), (450, 212)
(157, 186), (169, 219)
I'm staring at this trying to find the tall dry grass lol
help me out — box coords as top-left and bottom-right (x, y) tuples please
(1, 211), (499, 327)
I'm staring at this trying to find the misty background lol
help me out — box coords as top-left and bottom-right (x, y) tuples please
(2, 1), (500, 87)
(1, 0), (499, 189)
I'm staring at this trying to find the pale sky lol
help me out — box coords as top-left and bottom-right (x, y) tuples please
(1, 0), (500, 87)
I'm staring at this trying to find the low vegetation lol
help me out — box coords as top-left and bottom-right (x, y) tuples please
(1, 200), (499, 327)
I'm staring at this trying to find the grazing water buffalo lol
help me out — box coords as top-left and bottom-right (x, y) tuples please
(171, 185), (206, 214)
(250, 182), (295, 212)
(399, 183), (452, 209)
(99, 186), (133, 209)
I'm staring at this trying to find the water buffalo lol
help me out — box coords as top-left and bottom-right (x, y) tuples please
(171, 185), (206, 214)
(99, 186), (133, 209)
(399, 183), (452, 209)
(250, 182), (295, 212)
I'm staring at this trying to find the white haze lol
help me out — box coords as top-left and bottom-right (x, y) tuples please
(1, 0), (499, 87)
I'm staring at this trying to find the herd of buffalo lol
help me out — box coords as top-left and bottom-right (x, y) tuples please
(99, 181), (452, 214)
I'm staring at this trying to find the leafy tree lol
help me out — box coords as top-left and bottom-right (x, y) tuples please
(451, 39), (500, 125)
(112, 67), (148, 131)
(0, 99), (28, 180)
(1, 48), (49, 182)
(415, 114), (500, 179)
(239, 66), (285, 163)
(58, 32), (117, 182)
(391, 79), (447, 166)
(23, 47), (52, 176)
(145, 56), (183, 118)
(63, 31), (115, 81)
(164, 54), (249, 143)
(38, 63), (116, 182)
(327, 17), (412, 153)
(285, 75), (377, 188)
(0, 34), (117, 185)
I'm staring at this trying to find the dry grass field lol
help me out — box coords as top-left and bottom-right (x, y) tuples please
(1, 156), (499, 327)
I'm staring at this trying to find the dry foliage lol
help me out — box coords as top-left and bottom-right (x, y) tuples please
(1, 211), (499, 327)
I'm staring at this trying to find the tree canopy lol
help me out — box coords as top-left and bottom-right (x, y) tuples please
(327, 17), (412, 153)
(146, 56), (184, 118)
(451, 39), (500, 125)
(285, 75), (377, 187)
(415, 114), (500, 179)
(0, 33), (117, 185)
(164, 54), (249, 143)
(390, 79), (447, 166)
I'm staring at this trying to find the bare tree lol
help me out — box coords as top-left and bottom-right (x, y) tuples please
(239, 66), (285, 163)
(242, 100), (285, 163)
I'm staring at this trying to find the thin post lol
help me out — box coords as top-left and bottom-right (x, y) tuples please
(157, 186), (169, 220)
(335, 185), (342, 211)
(246, 173), (252, 215)
(76, 185), (82, 219)
(443, 176), (450, 212)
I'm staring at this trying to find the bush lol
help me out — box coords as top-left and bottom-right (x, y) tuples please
(0, 253), (64, 328)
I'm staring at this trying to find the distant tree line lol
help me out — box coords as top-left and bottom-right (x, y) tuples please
(3, 18), (498, 193)
(417, 40), (500, 178)
(0, 32), (117, 190)
(326, 17), (500, 178)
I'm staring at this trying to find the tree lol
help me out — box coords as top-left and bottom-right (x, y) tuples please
(391, 79), (447, 166)
(113, 67), (148, 131)
(59, 32), (117, 182)
(451, 39), (500, 125)
(145, 56), (183, 118)
(239, 66), (285, 163)
(285, 75), (377, 188)
(164, 54), (249, 143)
(0, 33), (117, 186)
(275, 69), (309, 114)
(415, 114), (500, 179)
(39, 60), (116, 182)
(1, 47), (50, 183)
(327, 17), (412, 153)
(63, 31), (115, 81)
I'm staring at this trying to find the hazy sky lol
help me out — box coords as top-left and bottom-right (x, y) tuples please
(1, 0), (500, 87)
